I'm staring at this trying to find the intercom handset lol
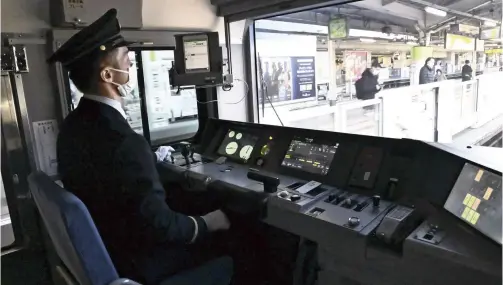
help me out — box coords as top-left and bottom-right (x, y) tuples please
(375, 205), (418, 244)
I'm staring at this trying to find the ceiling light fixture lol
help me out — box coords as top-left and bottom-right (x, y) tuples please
(425, 7), (447, 17)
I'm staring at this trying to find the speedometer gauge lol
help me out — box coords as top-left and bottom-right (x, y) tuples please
(240, 145), (254, 160)
(225, 142), (238, 155)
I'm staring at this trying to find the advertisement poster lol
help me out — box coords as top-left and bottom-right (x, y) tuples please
(291, 57), (316, 100)
(344, 51), (368, 81)
(259, 57), (293, 103)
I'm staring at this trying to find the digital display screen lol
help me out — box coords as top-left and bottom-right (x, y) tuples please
(217, 129), (258, 162)
(444, 163), (502, 244)
(183, 35), (210, 73)
(281, 138), (338, 175)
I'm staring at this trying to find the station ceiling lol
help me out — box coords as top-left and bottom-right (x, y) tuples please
(215, 0), (501, 35)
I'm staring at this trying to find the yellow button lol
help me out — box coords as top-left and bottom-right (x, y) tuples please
(483, 187), (493, 200)
(463, 193), (472, 205)
(470, 212), (480, 225)
(461, 206), (470, 219)
(467, 196), (476, 207)
(472, 198), (481, 210)
(475, 169), (484, 182)
(466, 209), (475, 221)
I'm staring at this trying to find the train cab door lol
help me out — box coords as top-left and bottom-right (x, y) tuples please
(1, 71), (51, 284)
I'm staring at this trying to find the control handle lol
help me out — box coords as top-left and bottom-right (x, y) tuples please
(180, 142), (191, 166)
(247, 171), (280, 193)
(372, 195), (381, 207)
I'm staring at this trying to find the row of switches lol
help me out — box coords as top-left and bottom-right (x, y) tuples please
(325, 192), (381, 212)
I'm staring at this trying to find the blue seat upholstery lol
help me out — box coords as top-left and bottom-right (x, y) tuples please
(29, 171), (232, 285)
(29, 171), (136, 285)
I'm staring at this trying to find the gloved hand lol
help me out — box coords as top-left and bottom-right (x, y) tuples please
(202, 210), (230, 232)
(155, 146), (175, 162)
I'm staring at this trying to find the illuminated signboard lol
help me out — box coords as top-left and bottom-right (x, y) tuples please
(445, 33), (475, 51)
(480, 27), (502, 40)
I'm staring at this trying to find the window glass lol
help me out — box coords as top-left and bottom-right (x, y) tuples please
(253, 1), (503, 145)
(1, 175), (15, 248)
(68, 51), (143, 134)
(140, 50), (198, 145)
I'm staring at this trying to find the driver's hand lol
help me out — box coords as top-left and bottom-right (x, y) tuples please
(155, 146), (175, 162)
(202, 210), (231, 232)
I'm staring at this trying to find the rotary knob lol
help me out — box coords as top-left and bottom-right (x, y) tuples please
(278, 191), (289, 199)
(348, 216), (360, 227)
(290, 194), (301, 202)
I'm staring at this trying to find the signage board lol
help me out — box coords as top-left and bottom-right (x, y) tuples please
(480, 27), (502, 40)
(445, 33), (475, 51)
(329, 18), (348, 40)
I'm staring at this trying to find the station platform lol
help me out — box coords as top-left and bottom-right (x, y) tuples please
(453, 115), (503, 147)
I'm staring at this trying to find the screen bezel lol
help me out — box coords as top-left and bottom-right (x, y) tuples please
(280, 137), (339, 176)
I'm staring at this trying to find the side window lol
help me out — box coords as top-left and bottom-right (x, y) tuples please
(1, 174), (15, 248)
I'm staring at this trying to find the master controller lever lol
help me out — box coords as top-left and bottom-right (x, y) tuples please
(372, 195), (381, 207)
(247, 171), (280, 193)
(180, 142), (191, 167)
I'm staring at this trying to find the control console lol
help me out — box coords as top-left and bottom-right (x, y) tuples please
(157, 118), (502, 285)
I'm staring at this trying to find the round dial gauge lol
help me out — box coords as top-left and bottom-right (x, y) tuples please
(228, 131), (235, 138)
(225, 142), (239, 155)
(236, 133), (243, 140)
(239, 145), (254, 160)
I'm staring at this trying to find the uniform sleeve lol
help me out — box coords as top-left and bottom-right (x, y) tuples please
(113, 134), (207, 244)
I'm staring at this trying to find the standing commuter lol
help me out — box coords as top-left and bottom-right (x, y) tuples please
(461, 60), (473, 82)
(419, 57), (436, 85)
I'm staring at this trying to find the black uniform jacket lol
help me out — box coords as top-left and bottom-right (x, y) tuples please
(57, 98), (207, 278)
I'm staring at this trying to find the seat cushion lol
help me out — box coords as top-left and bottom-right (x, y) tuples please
(159, 256), (233, 285)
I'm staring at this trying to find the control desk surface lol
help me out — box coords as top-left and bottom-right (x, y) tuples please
(159, 118), (502, 285)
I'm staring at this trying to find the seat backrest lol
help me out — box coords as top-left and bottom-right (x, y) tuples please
(29, 171), (119, 285)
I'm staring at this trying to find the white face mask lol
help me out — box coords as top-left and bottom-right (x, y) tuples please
(108, 67), (137, 97)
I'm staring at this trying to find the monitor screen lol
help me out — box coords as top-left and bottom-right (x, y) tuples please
(67, 51), (143, 134)
(444, 163), (502, 244)
(140, 49), (198, 145)
(182, 34), (210, 73)
(217, 129), (258, 162)
(282, 138), (338, 175)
